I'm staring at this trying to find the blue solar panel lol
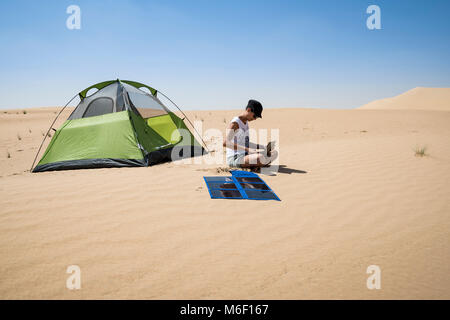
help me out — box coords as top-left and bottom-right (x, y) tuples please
(203, 170), (280, 201)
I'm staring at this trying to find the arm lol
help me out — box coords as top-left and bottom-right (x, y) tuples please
(248, 141), (265, 150)
(223, 122), (257, 153)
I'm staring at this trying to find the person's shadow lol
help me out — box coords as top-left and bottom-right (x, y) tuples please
(261, 165), (307, 175)
(277, 165), (307, 174)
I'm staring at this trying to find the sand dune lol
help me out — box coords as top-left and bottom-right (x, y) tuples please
(359, 87), (450, 111)
(0, 106), (449, 299)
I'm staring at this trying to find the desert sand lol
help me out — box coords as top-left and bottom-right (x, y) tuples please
(0, 92), (449, 299)
(360, 87), (450, 111)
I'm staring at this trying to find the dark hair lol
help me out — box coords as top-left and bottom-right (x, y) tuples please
(246, 99), (263, 118)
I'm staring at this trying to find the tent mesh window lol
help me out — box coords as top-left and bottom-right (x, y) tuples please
(82, 97), (114, 118)
(123, 83), (168, 119)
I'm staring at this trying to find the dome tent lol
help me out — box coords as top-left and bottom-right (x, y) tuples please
(32, 79), (205, 172)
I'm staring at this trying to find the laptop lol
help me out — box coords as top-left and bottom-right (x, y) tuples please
(266, 141), (275, 157)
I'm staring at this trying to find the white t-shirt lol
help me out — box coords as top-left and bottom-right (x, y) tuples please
(226, 116), (249, 158)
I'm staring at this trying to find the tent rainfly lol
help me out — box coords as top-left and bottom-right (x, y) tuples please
(32, 79), (205, 172)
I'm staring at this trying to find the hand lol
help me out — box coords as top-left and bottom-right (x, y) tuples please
(247, 148), (261, 154)
(259, 144), (267, 155)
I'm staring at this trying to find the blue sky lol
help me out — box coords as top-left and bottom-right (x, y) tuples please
(0, 0), (449, 110)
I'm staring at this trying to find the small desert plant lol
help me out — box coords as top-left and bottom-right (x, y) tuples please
(414, 146), (428, 157)
(23, 110), (27, 114)
(223, 118), (227, 123)
(41, 131), (45, 136)
(47, 132), (52, 138)
(7, 151), (11, 158)
(17, 133), (22, 141)
(28, 128), (32, 133)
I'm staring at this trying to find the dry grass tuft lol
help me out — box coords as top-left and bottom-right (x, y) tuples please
(414, 145), (428, 157)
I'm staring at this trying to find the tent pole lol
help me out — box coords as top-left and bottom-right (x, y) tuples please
(156, 91), (211, 153)
(29, 94), (79, 172)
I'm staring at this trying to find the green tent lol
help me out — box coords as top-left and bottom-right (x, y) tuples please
(32, 80), (205, 172)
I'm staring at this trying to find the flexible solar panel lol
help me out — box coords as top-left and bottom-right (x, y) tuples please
(203, 170), (281, 201)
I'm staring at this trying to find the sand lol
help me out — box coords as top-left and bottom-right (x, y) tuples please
(360, 87), (450, 111)
(1, 95), (449, 299)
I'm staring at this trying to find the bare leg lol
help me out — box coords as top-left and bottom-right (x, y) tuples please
(261, 150), (278, 166)
(240, 150), (278, 168)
